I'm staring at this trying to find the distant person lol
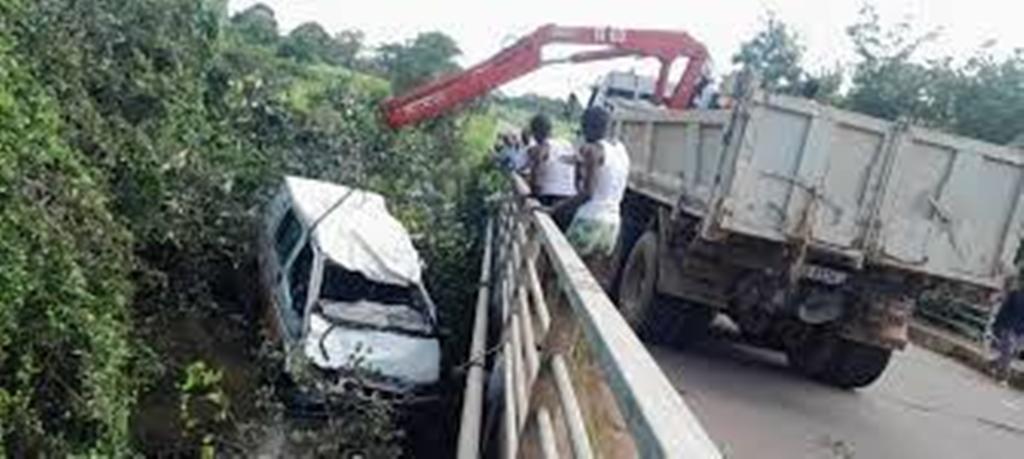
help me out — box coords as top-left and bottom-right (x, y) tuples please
(520, 127), (533, 151)
(690, 74), (715, 109)
(549, 106), (629, 285)
(494, 131), (528, 173)
(990, 277), (1024, 383)
(525, 114), (577, 229)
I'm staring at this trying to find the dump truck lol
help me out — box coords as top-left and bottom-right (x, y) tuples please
(380, 25), (1024, 388)
(608, 74), (1024, 387)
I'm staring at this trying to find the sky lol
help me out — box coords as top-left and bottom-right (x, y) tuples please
(229, 0), (1023, 98)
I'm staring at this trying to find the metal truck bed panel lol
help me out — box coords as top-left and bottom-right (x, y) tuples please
(613, 108), (730, 210)
(612, 94), (1024, 289)
(877, 127), (1024, 287)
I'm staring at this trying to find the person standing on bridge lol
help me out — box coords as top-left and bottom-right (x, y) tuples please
(991, 276), (1024, 383)
(494, 130), (528, 173)
(548, 106), (630, 286)
(526, 114), (577, 230)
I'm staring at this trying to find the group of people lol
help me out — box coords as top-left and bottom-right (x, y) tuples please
(494, 107), (630, 278)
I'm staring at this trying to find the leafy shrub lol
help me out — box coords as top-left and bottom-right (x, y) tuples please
(1, 2), (135, 453)
(1, 0), (495, 454)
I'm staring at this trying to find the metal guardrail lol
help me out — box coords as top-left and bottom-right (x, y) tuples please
(915, 293), (992, 343)
(457, 175), (722, 459)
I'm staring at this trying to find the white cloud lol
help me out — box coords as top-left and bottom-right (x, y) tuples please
(231, 0), (1024, 98)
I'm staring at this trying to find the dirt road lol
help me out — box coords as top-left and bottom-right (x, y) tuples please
(652, 339), (1024, 458)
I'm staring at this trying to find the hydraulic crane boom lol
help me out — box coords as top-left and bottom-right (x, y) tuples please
(382, 24), (709, 128)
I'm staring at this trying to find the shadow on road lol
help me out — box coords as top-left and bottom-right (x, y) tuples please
(653, 325), (850, 393)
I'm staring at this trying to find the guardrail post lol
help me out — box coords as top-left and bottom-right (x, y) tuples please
(456, 220), (493, 459)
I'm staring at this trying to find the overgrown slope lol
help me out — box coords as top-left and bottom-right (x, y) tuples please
(1, 3), (135, 452)
(0, 0), (496, 454)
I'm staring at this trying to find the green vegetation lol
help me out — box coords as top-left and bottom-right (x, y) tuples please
(735, 6), (1024, 144)
(0, 0), (494, 454)
(4, 0), (1016, 454)
(732, 12), (808, 94)
(492, 93), (579, 138)
(375, 32), (462, 93)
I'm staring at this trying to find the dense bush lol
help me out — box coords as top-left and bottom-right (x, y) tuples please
(1, 0), (495, 454)
(1, 1), (135, 453)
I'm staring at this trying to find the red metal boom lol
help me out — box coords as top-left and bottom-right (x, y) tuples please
(382, 24), (709, 128)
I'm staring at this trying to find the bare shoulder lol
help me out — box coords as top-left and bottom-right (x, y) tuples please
(580, 141), (605, 165)
(533, 143), (552, 158)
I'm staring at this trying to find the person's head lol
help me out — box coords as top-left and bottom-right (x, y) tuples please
(581, 106), (610, 143)
(520, 128), (532, 146)
(529, 114), (552, 144)
(494, 131), (515, 150)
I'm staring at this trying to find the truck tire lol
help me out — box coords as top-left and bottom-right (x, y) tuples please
(787, 330), (891, 389)
(616, 231), (713, 346)
(617, 231), (668, 342)
(609, 193), (653, 298)
(822, 340), (892, 389)
(663, 297), (715, 348)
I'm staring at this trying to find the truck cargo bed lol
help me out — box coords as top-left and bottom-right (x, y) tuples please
(612, 93), (1024, 289)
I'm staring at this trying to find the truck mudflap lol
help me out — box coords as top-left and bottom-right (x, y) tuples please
(841, 297), (914, 350)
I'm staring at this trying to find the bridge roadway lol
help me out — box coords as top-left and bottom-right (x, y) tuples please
(651, 334), (1024, 458)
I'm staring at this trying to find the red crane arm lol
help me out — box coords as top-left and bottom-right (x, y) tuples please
(381, 24), (709, 128)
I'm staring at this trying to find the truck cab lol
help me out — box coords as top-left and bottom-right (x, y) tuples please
(587, 71), (658, 109)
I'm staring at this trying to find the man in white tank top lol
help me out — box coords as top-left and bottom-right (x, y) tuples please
(548, 106), (630, 272)
(526, 114), (578, 229)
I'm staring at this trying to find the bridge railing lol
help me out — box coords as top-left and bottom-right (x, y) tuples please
(457, 174), (722, 459)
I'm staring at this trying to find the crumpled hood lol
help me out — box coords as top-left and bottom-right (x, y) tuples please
(303, 313), (441, 388)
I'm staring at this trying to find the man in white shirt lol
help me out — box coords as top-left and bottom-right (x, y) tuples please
(525, 114), (577, 229)
(547, 106), (630, 284)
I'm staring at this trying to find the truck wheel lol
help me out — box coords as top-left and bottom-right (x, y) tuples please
(785, 327), (836, 378)
(617, 231), (713, 346)
(618, 231), (671, 343)
(663, 297), (715, 348)
(609, 194), (652, 298)
(822, 340), (892, 389)
(787, 331), (891, 389)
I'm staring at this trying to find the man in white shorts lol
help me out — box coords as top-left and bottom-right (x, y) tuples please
(547, 106), (630, 283)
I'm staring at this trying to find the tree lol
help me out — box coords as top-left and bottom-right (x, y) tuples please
(842, 5), (949, 126)
(229, 3), (278, 46)
(733, 12), (806, 93)
(375, 31), (461, 93)
(329, 30), (365, 68)
(839, 6), (1024, 143)
(278, 22), (333, 63)
(946, 49), (1024, 144)
(274, 24), (364, 68)
(498, 93), (573, 120)
(805, 66), (844, 104)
